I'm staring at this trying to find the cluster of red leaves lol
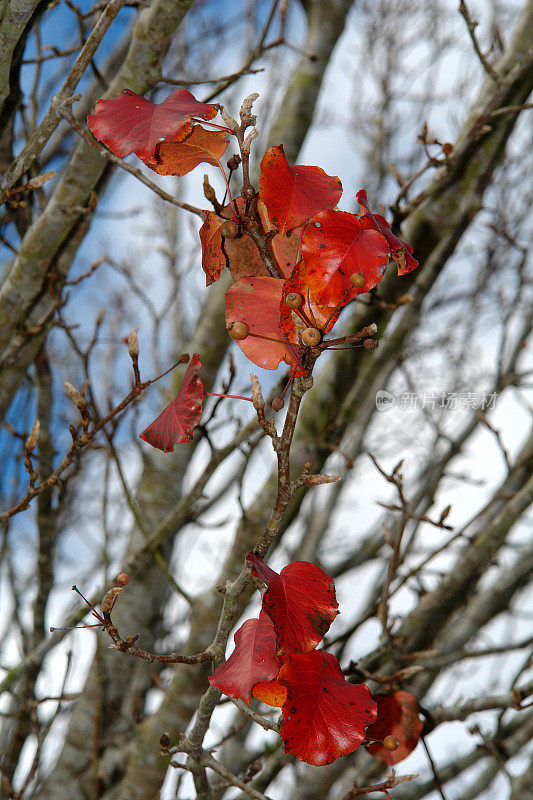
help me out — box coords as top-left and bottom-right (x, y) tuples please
(209, 555), (423, 767)
(210, 554), (375, 765)
(88, 91), (418, 380)
(221, 147), (417, 371)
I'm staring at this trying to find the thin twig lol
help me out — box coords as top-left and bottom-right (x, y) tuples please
(458, 0), (499, 81)
(0, 0), (127, 201)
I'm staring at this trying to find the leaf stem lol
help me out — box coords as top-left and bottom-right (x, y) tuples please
(216, 160), (239, 224)
(205, 392), (253, 403)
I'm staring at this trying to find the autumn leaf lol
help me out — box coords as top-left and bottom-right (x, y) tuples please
(252, 675), (287, 707)
(139, 354), (203, 451)
(199, 211), (227, 285)
(278, 651), (377, 766)
(301, 209), (390, 306)
(153, 125), (228, 176)
(247, 554), (339, 653)
(258, 197), (305, 278)
(365, 690), (424, 765)
(259, 145), (342, 234)
(199, 199), (269, 287)
(356, 190), (418, 275)
(208, 612), (279, 705)
(87, 89), (219, 165)
(223, 212), (270, 283)
(225, 277), (300, 371)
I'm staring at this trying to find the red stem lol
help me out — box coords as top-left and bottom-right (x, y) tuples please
(192, 117), (234, 134)
(205, 392), (253, 403)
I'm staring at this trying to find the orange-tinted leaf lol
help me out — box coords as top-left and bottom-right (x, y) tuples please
(224, 232), (269, 283)
(259, 145), (342, 234)
(208, 612), (278, 705)
(357, 190), (418, 275)
(87, 89), (219, 165)
(139, 354), (203, 451)
(302, 209), (390, 306)
(153, 125), (228, 176)
(199, 211), (226, 285)
(278, 651), (377, 766)
(199, 199), (269, 287)
(252, 677), (287, 707)
(225, 197), (288, 282)
(271, 230), (304, 279)
(247, 554), (339, 653)
(258, 198), (305, 278)
(366, 690), (424, 765)
(225, 277), (299, 370)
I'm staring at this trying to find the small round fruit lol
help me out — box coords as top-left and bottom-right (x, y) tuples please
(350, 272), (366, 288)
(228, 322), (249, 341)
(271, 397), (284, 411)
(116, 573), (129, 586)
(383, 735), (400, 752)
(301, 327), (321, 346)
(285, 292), (303, 308)
(221, 220), (239, 238)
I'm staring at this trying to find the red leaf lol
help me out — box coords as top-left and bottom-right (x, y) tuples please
(259, 145), (342, 234)
(87, 89), (219, 165)
(366, 690), (424, 765)
(199, 211), (226, 286)
(278, 651), (377, 765)
(153, 125), (228, 176)
(301, 209), (390, 306)
(208, 612), (279, 705)
(356, 190), (418, 275)
(247, 554), (339, 653)
(225, 277), (300, 371)
(139, 354), (203, 451)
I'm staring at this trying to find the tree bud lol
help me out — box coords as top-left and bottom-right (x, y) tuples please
(128, 327), (139, 357)
(64, 381), (85, 410)
(25, 420), (40, 451)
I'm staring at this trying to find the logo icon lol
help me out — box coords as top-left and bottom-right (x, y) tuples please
(375, 390), (395, 412)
